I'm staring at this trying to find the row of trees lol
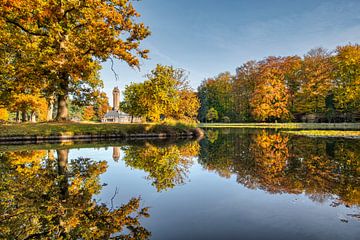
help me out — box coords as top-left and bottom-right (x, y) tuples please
(198, 44), (360, 122)
(0, 0), (150, 122)
(122, 65), (200, 122)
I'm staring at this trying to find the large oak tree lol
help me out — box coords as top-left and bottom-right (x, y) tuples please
(0, 0), (150, 120)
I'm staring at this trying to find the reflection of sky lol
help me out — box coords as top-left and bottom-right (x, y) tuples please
(68, 147), (360, 240)
(100, 0), (360, 105)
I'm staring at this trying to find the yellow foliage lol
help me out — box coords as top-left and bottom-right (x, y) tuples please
(0, 108), (9, 121)
(11, 94), (48, 121)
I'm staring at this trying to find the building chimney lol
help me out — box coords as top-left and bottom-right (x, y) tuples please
(112, 87), (120, 111)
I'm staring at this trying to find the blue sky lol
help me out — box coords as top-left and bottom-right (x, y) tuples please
(101, 0), (360, 103)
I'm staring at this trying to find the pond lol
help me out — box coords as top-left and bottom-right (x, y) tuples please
(0, 129), (359, 239)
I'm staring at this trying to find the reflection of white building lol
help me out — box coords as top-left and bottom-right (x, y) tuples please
(101, 87), (141, 123)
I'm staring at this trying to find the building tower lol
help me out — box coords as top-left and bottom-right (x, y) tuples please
(112, 87), (120, 111)
(112, 147), (120, 161)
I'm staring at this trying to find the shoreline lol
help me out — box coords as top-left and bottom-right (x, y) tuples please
(0, 122), (204, 145)
(199, 122), (360, 130)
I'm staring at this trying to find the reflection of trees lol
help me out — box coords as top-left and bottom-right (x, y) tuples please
(0, 150), (150, 239)
(122, 141), (199, 191)
(248, 131), (290, 193)
(199, 129), (255, 179)
(199, 129), (360, 207)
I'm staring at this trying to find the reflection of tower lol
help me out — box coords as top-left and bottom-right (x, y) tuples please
(112, 87), (120, 111)
(112, 147), (120, 161)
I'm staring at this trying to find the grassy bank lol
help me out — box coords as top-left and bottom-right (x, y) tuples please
(0, 121), (201, 141)
(199, 122), (360, 130)
(283, 130), (360, 138)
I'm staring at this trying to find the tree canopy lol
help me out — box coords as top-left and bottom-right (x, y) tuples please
(0, 0), (150, 120)
(197, 43), (360, 123)
(122, 64), (200, 122)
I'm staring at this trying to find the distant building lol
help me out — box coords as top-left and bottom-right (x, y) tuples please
(101, 87), (142, 123)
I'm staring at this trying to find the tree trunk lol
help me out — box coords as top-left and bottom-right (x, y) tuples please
(21, 110), (27, 122)
(47, 96), (54, 121)
(16, 111), (20, 122)
(55, 94), (68, 121)
(57, 149), (69, 199)
(55, 74), (69, 121)
(31, 111), (36, 122)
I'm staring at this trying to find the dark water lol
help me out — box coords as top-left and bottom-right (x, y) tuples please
(1, 129), (359, 239)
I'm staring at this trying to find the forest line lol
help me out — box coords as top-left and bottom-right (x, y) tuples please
(197, 44), (360, 123)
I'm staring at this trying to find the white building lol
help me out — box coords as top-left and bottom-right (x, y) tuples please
(101, 87), (142, 123)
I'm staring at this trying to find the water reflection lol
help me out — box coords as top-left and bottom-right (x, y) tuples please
(200, 129), (360, 207)
(0, 149), (150, 239)
(122, 141), (200, 191)
(0, 132), (359, 239)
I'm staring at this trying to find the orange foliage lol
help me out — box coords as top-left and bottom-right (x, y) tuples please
(82, 106), (95, 121)
(250, 57), (301, 122)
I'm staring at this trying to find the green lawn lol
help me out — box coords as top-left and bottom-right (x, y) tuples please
(0, 122), (198, 138)
(199, 122), (360, 130)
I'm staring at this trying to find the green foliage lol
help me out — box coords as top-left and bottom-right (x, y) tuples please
(122, 82), (148, 119)
(197, 72), (235, 122)
(122, 65), (199, 122)
(206, 108), (218, 122)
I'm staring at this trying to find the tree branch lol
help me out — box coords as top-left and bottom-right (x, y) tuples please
(5, 17), (48, 37)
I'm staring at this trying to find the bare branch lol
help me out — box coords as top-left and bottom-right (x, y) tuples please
(110, 57), (119, 81)
(110, 186), (119, 211)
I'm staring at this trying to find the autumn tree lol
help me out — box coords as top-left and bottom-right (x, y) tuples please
(142, 65), (188, 121)
(233, 61), (260, 122)
(93, 91), (109, 120)
(0, 0), (150, 121)
(9, 93), (48, 122)
(82, 106), (95, 121)
(0, 108), (9, 122)
(122, 65), (199, 122)
(294, 48), (334, 115)
(333, 44), (360, 117)
(250, 56), (301, 122)
(170, 89), (200, 121)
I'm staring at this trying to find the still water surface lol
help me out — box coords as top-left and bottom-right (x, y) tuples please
(1, 129), (359, 239)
